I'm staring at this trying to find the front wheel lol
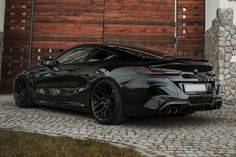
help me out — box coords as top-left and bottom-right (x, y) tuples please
(14, 76), (34, 108)
(91, 79), (126, 124)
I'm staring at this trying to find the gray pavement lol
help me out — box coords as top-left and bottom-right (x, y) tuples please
(0, 95), (236, 157)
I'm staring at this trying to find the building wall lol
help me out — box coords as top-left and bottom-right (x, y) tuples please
(205, 0), (220, 30)
(0, 0), (5, 88)
(0, 0), (5, 32)
(206, 0), (236, 30)
(205, 7), (236, 105)
(220, 0), (236, 23)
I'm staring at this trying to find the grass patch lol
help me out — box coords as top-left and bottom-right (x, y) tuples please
(0, 129), (145, 157)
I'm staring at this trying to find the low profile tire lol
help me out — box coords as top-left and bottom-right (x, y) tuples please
(91, 79), (126, 124)
(14, 76), (34, 108)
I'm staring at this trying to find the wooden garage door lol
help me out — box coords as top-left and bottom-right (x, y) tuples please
(31, 0), (104, 66)
(1, 0), (205, 92)
(104, 0), (175, 54)
(103, 0), (205, 58)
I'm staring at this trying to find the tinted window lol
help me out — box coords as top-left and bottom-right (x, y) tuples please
(87, 49), (114, 62)
(110, 46), (172, 59)
(57, 47), (93, 64)
(57, 47), (114, 64)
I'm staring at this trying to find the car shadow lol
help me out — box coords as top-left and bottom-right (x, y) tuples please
(124, 113), (225, 128)
(36, 105), (92, 118)
(36, 105), (225, 128)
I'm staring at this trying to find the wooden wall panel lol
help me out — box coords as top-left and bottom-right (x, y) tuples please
(31, 0), (104, 66)
(104, 0), (175, 54)
(1, 0), (32, 92)
(177, 0), (205, 59)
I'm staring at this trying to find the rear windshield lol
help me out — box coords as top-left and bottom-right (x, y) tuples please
(110, 46), (172, 60)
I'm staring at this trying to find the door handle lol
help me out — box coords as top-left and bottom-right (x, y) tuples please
(67, 67), (77, 72)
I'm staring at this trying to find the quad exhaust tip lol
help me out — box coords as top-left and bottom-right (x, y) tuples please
(165, 105), (180, 115)
(215, 102), (222, 109)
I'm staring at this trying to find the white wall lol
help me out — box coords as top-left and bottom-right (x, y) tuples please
(206, 0), (220, 30)
(0, 0), (5, 32)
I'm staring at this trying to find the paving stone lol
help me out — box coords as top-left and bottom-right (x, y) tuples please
(0, 95), (236, 157)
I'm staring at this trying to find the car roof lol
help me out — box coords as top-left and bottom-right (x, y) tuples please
(78, 44), (168, 58)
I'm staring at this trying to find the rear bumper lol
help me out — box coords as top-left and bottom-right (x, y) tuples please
(121, 73), (222, 116)
(144, 96), (222, 115)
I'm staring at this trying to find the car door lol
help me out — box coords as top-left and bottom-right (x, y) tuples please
(34, 46), (95, 105)
(34, 46), (116, 107)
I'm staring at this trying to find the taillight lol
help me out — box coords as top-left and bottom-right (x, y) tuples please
(134, 66), (181, 75)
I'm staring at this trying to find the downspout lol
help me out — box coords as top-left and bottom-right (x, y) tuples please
(174, 0), (179, 56)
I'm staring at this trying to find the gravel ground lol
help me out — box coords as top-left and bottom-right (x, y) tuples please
(0, 95), (236, 157)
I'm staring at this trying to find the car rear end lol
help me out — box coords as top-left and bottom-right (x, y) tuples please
(131, 59), (222, 115)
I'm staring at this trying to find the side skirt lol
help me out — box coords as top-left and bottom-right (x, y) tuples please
(34, 100), (91, 113)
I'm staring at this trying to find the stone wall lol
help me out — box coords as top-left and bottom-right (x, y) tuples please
(205, 8), (236, 105)
(0, 31), (3, 86)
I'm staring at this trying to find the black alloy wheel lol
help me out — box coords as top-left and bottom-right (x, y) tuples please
(14, 76), (34, 108)
(91, 79), (126, 124)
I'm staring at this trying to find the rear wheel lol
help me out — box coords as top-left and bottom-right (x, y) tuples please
(91, 79), (126, 124)
(14, 76), (34, 108)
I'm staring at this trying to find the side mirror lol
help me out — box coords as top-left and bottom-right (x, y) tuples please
(42, 58), (55, 67)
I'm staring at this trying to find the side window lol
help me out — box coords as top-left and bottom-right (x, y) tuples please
(87, 49), (114, 62)
(57, 47), (94, 64)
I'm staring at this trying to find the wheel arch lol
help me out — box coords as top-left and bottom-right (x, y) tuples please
(89, 76), (124, 103)
(13, 74), (35, 108)
(89, 77), (127, 124)
(14, 74), (36, 96)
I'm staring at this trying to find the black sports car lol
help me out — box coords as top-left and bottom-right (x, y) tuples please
(14, 44), (222, 124)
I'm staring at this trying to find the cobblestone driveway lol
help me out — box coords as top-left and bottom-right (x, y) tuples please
(0, 95), (236, 157)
